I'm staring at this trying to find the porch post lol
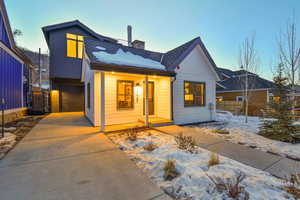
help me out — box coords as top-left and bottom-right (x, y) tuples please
(145, 75), (149, 127)
(100, 72), (105, 132)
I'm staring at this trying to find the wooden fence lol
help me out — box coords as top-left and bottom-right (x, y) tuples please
(216, 101), (243, 115)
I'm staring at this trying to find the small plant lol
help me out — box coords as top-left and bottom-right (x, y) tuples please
(206, 172), (249, 200)
(284, 174), (300, 199)
(175, 133), (197, 153)
(214, 129), (230, 135)
(143, 142), (158, 152)
(208, 152), (220, 168)
(163, 159), (180, 181)
(126, 127), (139, 142)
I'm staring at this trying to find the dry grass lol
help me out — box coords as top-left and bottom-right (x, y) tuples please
(163, 159), (180, 181)
(214, 129), (230, 135)
(143, 142), (158, 152)
(206, 172), (249, 200)
(208, 152), (220, 168)
(284, 174), (300, 199)
(175, 133), (197, 153)
(126, 127), (139, 142)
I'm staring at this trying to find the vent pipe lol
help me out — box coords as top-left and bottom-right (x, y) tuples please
(127, 25), (132, 47)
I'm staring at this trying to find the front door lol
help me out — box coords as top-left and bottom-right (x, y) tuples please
(144, 81), (154, 115)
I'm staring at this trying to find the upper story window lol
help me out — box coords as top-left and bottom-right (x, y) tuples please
(66, 33), (84, 59)
(184, 81), (205, 107)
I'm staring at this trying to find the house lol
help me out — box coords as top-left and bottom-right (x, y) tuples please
(42, 20), (220, 131)
(216, 67), (276, 115)
(0, 0), (33, 123)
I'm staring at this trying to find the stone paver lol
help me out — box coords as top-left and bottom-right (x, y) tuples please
(155, 125), (300, 179)
(0, 112), (170, 200)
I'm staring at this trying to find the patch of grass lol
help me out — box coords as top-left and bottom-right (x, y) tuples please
(208, 152), (220, 168)
(175, 133), (197, 153)
(206, 171), (249, 200)
(143, 142), (158, 152)
(284, 174), (300, 199)
(163, 159), (180, 181)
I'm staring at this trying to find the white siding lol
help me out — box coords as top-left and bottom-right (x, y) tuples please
(173, 45), (217, 124)
(156, 77), (172, 119)
(84, 62), (95, 125)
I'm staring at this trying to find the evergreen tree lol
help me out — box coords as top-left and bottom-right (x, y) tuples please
(259, 64), (300, 143)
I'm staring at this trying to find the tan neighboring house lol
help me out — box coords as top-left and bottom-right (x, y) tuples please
(216, 68), (276, 115)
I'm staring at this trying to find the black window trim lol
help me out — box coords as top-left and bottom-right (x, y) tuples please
(66, 33), (84, 59)
(184, 80), (206, 107)
(87, 82), (91, 109)
(117, 80), (134, 110)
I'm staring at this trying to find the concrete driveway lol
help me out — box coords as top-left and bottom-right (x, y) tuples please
(0, 113), (170, 200)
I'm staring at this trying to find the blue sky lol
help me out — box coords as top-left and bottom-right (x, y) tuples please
(5, 0), (300, 80)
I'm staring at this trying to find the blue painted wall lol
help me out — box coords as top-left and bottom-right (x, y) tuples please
(0, 11), (11, 48)
(0, 47), (23, 110)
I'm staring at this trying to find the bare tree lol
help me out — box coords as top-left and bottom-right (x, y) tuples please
(278, 18), (300, 115)
(13, 29), (22, 37)
(239, 34), (260, 123)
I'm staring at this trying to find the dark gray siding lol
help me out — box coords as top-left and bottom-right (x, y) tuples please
(48, 26), (96, 80)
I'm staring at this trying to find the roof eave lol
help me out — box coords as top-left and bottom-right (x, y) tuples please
(90, 62), (176, 77)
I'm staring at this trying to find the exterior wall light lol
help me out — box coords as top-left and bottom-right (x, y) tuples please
(134, 82), (142, 103)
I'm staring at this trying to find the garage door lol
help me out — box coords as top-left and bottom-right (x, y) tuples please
(60, 85), (84, 112)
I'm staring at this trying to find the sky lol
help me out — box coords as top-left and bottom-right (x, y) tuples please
(5, 0), (300, 80)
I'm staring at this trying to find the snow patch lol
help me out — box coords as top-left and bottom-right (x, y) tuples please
(92, 48), (166, 70)
(95, 46), (106, 50)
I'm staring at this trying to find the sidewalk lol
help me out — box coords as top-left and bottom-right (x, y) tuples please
(0, 113), (170, 200)
(154, 125), (300, 179)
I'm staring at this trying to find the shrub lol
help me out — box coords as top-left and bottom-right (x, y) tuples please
(126, 127), (139, 142)
(284, 174), (300, 199)
(208, 152), (220, 168)
(143, 142), (158, 152)
(163, 160), (180, 181)
(175, 133), (197, 153)
(206, 172), (249, 200)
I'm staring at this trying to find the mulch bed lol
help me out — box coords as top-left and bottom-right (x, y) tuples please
(0, 114), (47, 159)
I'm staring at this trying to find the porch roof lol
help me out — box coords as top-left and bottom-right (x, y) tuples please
(90, 62), (176, 77)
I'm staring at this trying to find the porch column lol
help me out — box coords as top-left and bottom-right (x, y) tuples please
(145, 75), (149, 127)
(100, 72), (105, 132)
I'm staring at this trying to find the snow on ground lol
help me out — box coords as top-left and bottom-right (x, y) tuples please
(109, 130), (290, 200)
(0, 132), (16, 159)
(191, 112), (300, 161)
(92, 47), (166, 70)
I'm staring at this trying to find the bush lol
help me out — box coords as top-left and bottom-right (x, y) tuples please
(284, 174), (300, 199)
(206, 172), (249, 200)
(126, 127), (139, 142)
(175, 133), (197, 153)
(208, 152), (220, 168)
(163, 160), (180, 181)
(143, 142), (158, 152)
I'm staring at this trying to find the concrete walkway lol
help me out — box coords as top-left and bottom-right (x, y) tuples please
(155, 125), (300, 179)
(0, 113), (170, 200)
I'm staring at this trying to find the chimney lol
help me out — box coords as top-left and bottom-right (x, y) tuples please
(132, 40), (145, 49)
(127, 25), (132, 47)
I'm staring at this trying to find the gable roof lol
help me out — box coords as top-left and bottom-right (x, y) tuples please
(216, 70), (276, 92)
(0, 0), (14, 48)
(162, 37), (220, 80)
(42, 20), (117, 46)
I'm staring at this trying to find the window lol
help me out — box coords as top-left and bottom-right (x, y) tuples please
(66, 33), (84, 59)
(236, 96), (244, 102)
(270, 96), (280, 103)
(117, 80), (134, 109)
(184, 81), (205, 106)
(87, 83), (91, 109)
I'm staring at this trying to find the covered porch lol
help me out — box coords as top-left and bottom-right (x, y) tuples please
(89, 70), (173, 132)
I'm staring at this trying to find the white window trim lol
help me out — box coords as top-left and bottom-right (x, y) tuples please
(236, 96), (244, 102)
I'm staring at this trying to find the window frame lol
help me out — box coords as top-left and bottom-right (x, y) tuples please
(117, 80), (134, 110)
(184, 81), (206, 107)
(66, 33), (84, 59)
(236, 96), (244, 102)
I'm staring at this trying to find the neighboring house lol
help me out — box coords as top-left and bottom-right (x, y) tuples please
(22, 49), (50, 89)
(216, 67), (276, 115)
(42, 20), (220, 131)
(0, 0), (33, 122)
